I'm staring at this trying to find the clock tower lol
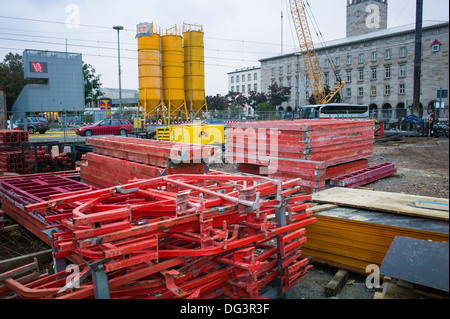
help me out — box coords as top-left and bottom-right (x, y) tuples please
(346, 0), (388, 37)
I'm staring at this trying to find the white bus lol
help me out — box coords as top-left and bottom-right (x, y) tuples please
(298, 103), (369, 120)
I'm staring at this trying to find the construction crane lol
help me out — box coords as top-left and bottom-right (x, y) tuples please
(288, 0), (345, 104)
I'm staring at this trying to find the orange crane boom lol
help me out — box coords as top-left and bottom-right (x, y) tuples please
(288, 0), (345, 104)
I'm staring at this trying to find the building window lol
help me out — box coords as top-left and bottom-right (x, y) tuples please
(371, 51), (377, 61)
(231, 86), (234, 92)
(385, 65), (391, 79)
(358, 87), (364, 97)
(358, 69), (364, 81)
(231, 76), (234, 83)
(385, 49), (391, 60)
(236, 75), (240, 83)
(324, 59), (330, 68)
(399, 64), (407, 77)
(347, 55), (352, 65)
(248, 84), (251, 93)
(385, 85), (391, 96)
(279, 66), (283, 75)
(271, 68), (275, 76)
(287, 65), (292, 73)
(236, 86), (239, 93)
(324, 73), (329, 85)
(242, 75), (245, 82)
(432, 44), (441, 52)
(359, 53), (364, 63)
(371, 86), (377, 96)
(335, 57), (340, 66)
(242, 85), (245, 93)
(254, 73), (258, 80)
(334, 71), (341, 84)
(371, 68), (377, 80)
(346, 70), (352, 82)
(399, 83), (405, 95)
(400, 47), (407, 58)
(346, 88), (351, 98)
(248, 74), (251, 81)
(254, 83), (258, 91)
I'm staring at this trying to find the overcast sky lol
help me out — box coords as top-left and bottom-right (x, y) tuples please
(1, 0), (448, 96)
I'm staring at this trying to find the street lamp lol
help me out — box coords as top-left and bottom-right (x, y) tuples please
(113, 25), (124, 118)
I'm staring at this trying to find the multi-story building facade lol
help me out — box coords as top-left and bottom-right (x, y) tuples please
(227, 66), (261, 96)
(257, 0), (449, 121)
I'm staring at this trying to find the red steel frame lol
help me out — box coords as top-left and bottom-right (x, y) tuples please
(0, 173), (316, 299)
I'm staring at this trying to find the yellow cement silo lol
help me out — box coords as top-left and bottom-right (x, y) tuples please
(183, 23), (208, 119)
(161, 26), (188, 123)
(137, 22), (163, 121)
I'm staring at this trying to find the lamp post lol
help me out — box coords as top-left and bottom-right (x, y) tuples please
(113, 25), (124, 118)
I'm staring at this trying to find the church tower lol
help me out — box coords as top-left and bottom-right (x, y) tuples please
(346, 0), (388, 37)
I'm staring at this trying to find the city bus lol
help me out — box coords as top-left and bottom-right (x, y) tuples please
(298, 103), (369, 120)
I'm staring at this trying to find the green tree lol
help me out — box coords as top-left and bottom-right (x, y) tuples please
(83, 62), (102, 107)
(267, 83), (291, 108)
(0, 53), (26, 111)
(255, 102), (276, 112)
(247, 90), (267, 109)
(225, 91), (247, 107)
(206, 94), (229, 110)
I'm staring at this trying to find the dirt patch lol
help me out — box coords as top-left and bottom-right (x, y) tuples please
(367, 137), (449, 199)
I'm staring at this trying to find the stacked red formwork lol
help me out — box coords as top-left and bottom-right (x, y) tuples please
(228, 120), (374, 193)
(0, 173), (316, 299)
(81, 137), (217, 188)
(0, 130), (29, 174)
(0, 130), (28, 145)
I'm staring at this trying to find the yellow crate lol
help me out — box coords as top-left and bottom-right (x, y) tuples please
(156, 124), (224, 145)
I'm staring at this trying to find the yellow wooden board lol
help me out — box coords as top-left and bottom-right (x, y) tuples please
(312, 187), (449, 221)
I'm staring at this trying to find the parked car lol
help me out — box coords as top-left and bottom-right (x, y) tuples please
(76, 119), (133, 137)
(16, 117), (50, 134)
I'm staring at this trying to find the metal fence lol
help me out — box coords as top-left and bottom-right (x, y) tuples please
(5, 106), (448, 131)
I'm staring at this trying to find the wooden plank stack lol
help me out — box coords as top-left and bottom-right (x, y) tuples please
(228, 120), (374, 193)
(81, 136), (217, 188)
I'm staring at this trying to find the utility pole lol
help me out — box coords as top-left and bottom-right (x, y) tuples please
(412, 0), (423, 117)
(113, 25), (124, 118)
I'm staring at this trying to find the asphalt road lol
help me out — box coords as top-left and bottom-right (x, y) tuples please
(27, 128), (87, 143)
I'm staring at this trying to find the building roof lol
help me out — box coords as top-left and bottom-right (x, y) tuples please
(259, 20), (449, 62)
(227, 66), (261, 75)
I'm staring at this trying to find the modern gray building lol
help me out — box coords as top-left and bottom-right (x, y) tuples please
(12, 49), (85, 117)
(257, 0), (449, 121)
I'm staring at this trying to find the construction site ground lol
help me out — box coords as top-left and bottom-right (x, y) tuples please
(213, 135), (450, 299)
(1, 136), (448, 299)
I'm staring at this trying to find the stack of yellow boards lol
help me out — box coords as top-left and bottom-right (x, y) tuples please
(302, 188), (449, 274)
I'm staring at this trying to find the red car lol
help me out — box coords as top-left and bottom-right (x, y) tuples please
(76, 119), (133, 137)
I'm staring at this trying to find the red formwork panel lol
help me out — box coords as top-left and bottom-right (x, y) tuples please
(229, 120), (374, 193)
(81, 153), (207, 188)
(325, 159), (368, 180)
(0, 174), (96, 248)
(0, 173), (316, 299)
(330, 162), (397, 188)
(87, 136), (216, 167)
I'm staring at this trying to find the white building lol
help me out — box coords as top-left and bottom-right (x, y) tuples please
(227, 66), (261, 96)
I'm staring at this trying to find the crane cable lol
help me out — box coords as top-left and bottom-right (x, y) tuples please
(303, 0), (343, 83)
